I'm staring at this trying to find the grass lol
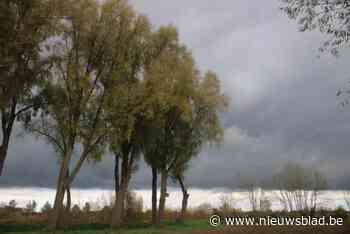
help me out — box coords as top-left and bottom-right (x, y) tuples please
(4, 216), (350, 234)
(2, 221), (350, 234)
(0, 220), (212, 234)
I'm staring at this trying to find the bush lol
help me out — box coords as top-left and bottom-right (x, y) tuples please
(97, 206), (112, 224)
(41, 201), (52, 214)
(333, 207), (348, 220)
(124, 191), (144, 222)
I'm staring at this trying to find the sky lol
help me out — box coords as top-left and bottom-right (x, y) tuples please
(2, 0), (350, 193)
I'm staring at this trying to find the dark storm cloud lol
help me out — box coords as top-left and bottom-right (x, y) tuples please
(2, 0), (350, 189)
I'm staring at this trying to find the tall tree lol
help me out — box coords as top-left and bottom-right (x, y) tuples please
(109, 25), (183, 228)
(170, 71), (229, 222)
(108, 76), (150, 229)
(25, 0), (148, 230)
(142, 43), (199, 224)
(143, 36), (228, 224)
(139, 25), (183, 226)
(0, 0), (59, 176)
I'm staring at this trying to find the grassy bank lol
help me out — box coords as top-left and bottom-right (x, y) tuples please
(2, 220), (350, 234)
(0, 220), (211, 234)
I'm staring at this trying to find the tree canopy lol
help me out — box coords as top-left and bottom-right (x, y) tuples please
(280, 0), (350, 55)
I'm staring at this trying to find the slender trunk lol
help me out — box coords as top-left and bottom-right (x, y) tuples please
(64, 188), (72, 227)
(178, 177), (189, 222)
(0, 130), (11, 176)
(0, 102), (16, 177)
(48, 154), (71, 231)
(66, 187), (71, 212)
(158, 169), (168, 224)
(111, 179), (128, 229)
(48, 183), (66, 230)
(122, 154), (134, 220)
(0, 144), (8, 176)
(111, 153), (130, 229)
(65, 168), (71, 212)
(114, 154), (120, 204)
(60, 179), (72, 229)
(151, 166), (158, 226)
(63, 169), (72, 228)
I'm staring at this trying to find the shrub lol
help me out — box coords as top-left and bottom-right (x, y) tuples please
(124, 191), (144, 222)
(333, 207), (348, 220)
(41, 201), (52, 214)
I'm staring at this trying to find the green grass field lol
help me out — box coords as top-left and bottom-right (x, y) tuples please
(0, 220), (212, 234)
(2, 220), (350, 234)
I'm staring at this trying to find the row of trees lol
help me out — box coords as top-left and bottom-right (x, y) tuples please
(0, 0), (227, 231)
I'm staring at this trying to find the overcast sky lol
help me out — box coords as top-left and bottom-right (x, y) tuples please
(2, 0), (350, 190)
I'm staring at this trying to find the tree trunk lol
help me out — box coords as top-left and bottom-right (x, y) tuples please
(48, 154), (71, 231)
(114, 154), (120, 204)
(111, 180), (128, 229)
(62, 169), (72, 229)
(0, 130), (11, 176)
(111, 153), (130, 229)
(65, 168), (71, 212)
(66, 186), (71, 212)
(0, 105), (15, 177)
(48, 183), (66, 231)
(178, 177), (189, 222)
(0, 144), (8, 176)
(151, 166), (158, 226)
(158, 169), (168, 224)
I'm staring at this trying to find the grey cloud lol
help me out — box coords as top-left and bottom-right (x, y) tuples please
(2, 0), (350, 190)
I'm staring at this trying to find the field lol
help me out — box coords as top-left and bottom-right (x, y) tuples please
(0, 220), (210, 234)
(2, 221), (350, 234)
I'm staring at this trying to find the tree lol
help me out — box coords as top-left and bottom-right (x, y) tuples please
(280, 0), (350, 55)
(219, 194), (237, 215)
(24, 0), (150, 230)
(83, 202), (91, 213)
(238, 176), (272, 212)
(142, 44), (199, 224)
(124, 191), (143, 221)
(139, 25), (184, 226)
(71, 204), (81, 215)
(239, 176), (262, 212)
(8, 199), (17, 208)
(105, 14), (154, 228)
(0, 0), (60, 176)
(259, 194), (272, 212)
(143, 44), (228, 224)
(41, 201), (52, 214)
(26, 200), (37, 213)
(169, 117), (210, 222)
(169, 71), (228, 222)
(309, 169), (328, 213)
(273, 163), (327, 213)
(109, 24), (185, 228)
